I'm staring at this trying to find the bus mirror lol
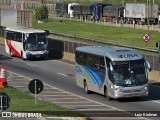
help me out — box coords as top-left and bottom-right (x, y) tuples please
(44, 30), (50, 36)
(26, 33), (29, 37)
(109, 63), (114, 74)
(146, 61), (152, 72)
(156, 42), (158, 47)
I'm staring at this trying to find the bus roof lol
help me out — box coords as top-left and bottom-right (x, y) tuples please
(76, 45), (144, 61)
(5, 26), (45, 33)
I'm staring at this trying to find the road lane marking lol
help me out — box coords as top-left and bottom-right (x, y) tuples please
(45, 98), (83, 100)
(75, 108), (116, 111)
(63, 104), (103, 106)
(55, 60), (74, 66)
(57, 73), (67, 76)
(52, 101), (91, 103)
(38, 94), (74, 96)
(152, 101), (160, 104)
(26, 63), (37, 67)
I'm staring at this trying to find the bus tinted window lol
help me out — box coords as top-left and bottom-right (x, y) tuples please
(75, 51), (105, 69)
(6, 31), (14, 40)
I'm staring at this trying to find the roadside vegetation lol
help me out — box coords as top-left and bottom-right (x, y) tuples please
(0, 86), (67, 111)
(33, 18), (160, 50)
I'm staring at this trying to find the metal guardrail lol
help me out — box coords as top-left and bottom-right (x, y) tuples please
(49, 31), (158, 53)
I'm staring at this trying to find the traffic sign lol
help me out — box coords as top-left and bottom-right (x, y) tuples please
(28, 79), (43, 94)
(142, 33), (151, 42)
(16, 4), (21, 10)
(14, 1), (24, 10)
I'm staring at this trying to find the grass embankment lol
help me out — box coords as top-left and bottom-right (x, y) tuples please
(0, 86), (66, 111)
(33, 19), (160, 50)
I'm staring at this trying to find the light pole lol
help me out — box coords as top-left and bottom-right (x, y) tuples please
(122, 0), (124, 6)
(147, 0), (149, 33)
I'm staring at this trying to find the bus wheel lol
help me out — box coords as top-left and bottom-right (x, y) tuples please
(10, 49), (13, 57)
(84, 81), (90, 94)
(104, 87), (111, 100)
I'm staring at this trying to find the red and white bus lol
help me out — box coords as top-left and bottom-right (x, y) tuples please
(4, 27), (48, 60)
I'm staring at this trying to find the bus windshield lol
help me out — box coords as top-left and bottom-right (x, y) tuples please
(26, 33), (48, 51)
(111, 59), (147, 87)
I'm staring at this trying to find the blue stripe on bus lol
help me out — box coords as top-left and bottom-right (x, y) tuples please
(85, 67), (102, 86)
(83, 67), (96, 84)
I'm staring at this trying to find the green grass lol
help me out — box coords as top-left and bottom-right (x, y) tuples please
(0, 86), (67, 112)
(33, 19), (160, 50)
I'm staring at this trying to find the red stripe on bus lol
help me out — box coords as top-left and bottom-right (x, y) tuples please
(6, 39), (21, 57)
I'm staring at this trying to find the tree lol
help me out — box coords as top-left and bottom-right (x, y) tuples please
(35, 5), (48, 21)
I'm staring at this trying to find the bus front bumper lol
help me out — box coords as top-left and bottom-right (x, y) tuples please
(109, 88), (148, 99)
(26, 53), (48, 59)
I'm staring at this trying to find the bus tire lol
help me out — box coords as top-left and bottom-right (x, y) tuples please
(84, 81), (90, 94)
(104, 87), (112, 100)
(10, 49), (13, 57)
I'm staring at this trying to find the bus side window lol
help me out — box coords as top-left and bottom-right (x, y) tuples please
(4, 31), (8, 39)
(14, 32), (17, 41)
(17, 32), (22, 42)
(83, 53), (88, 66)
(75, 51), (83, 65)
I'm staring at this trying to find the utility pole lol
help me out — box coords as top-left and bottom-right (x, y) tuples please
(122, 0), (124, 6)
(147, 0), (149, 33)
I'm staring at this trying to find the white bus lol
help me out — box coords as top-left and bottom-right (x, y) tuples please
(4, 27), (48, 60)
(75, 45), (151, 100)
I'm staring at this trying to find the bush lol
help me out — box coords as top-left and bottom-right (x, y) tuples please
(35, 5), (48, 21)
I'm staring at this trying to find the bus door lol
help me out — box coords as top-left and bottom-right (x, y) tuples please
(105, 58), (115, 96)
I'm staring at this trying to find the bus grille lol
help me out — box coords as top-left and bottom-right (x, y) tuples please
(123, 89), (142, 93)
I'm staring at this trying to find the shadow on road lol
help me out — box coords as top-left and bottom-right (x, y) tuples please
(0, 54), (12, 61)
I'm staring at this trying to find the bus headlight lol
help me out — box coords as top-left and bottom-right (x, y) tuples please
(144, 87), (148, 90)
(141, 86), (148, 91)
(115, 88), (122, 92)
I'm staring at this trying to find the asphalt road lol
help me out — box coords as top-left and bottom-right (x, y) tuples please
(0, 45), (160, 120)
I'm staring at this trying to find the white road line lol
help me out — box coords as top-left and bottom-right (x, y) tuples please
(63, 104), (103, 106)
(38, 94), (73, 96)
(152, 101), (160, 104)
(26, 63), (36, 67)
(57, 73), (67, 76)
(55, 60), (74, 66)
(41, 92), (66, 94)
(9, 81), (28, 84)
(52, 101), (91, 103)
(76, 108), (115, 111)
(45, 98), (83, 100)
